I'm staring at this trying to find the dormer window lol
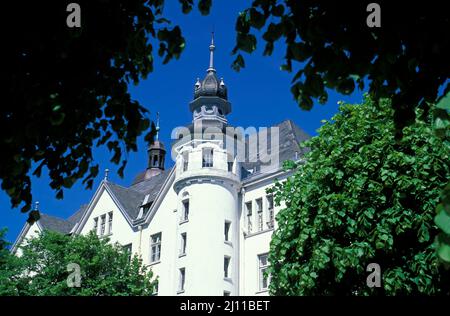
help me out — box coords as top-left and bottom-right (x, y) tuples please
(202, 148), (214, 168)
(142, 202), (152, 217)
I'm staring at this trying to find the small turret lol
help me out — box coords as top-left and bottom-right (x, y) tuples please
(145, 112), (166, 179)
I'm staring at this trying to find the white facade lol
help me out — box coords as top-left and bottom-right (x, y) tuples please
(12, 39), (308, 296)
(13, 167), (289, 296)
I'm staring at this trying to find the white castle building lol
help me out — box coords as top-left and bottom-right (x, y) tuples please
(12, 37), (310, 296)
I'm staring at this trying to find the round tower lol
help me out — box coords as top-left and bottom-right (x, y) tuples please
(173, 34), (242, 296)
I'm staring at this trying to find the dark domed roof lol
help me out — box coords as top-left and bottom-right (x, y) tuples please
(193, 33), (228, 100)
(194, 71), (227, 100)
(148, 140), (165, 151)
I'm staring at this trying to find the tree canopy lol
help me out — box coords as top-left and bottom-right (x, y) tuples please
(231, 0), (449, 135)
(268, 97), (450, 295)
(2, 0), (449, 269)
(0, 231), (156, 296)
(0, 1), (196, 218)
(0, 229), (9, 270)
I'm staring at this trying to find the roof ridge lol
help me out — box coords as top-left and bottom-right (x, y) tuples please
(40, 212), (68, 222)
(106, 180), (141, 193)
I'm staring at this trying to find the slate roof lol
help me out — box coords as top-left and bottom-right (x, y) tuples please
(105, 182), (146, 220)
(67, 204), (88, 225)
(27, 119), (309, 235)
(38, 213), (74, 234)
(131, 167), (172, 190)
(241, 119), (310, 179)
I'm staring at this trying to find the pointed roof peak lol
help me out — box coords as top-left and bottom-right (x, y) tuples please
(155, 112), (160, 141)
(207, 32), (216, 72)
(104, 168), (109, 181)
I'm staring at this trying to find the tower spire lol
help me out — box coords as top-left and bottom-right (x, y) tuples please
(207, 32), (215, 72)
(155, 112), (160, 141)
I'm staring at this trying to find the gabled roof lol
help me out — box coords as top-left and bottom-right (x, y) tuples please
(105, 182), (146, 220)
(12, 210), (80, 253)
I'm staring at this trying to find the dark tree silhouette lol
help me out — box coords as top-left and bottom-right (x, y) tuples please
(0, 1), (206, 219)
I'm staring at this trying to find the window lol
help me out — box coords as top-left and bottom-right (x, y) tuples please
(224, 222), (231, 242)
(180, 233), (187, 256)
(178, 268), (186, 293)
(258, 254), (270, 291)
(100, 215), (106, 236)
(223, 291), (230, 296)
(181, 200), (189, 222)
(152, 280), (159, 296)
(142, 202), (152, 217)
(107, 212), (113, 234)
(256, 198), (263, 231)
(150, 233), (162, 263)
(224, 257), (230, 278)
(227, 161), (233, 172)
(205, 105), (213, 113)
(202, 148), (214, 168)
(93, 217), (98, 234)
(246, 202), (253, 233)
(182, 152), (189, 172)
(267, 194), (274, 210)
(123, 243), (132, 263)
(266, 195), (274, 229)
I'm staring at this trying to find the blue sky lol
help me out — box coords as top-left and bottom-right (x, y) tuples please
(0, 1), (364, 243)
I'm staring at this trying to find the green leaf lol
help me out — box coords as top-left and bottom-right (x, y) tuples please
(231, 54), (245, 72)
(435, 91), (450, 110)
(435, 208), (450, 235)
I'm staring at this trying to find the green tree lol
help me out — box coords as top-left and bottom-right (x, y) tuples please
(268, 97), (450, 295)
(230, 0), (450, 268)
(0, 229), (9, 270)
(231, 1), (449, 135)
(0, 231), (156, 296)
(433, 94), (450, 265)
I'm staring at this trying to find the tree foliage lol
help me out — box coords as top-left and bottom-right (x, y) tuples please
(0, 1), (191, 218)
(0, 229), (9, 270)
(268, 97), (450, 295)
(231, 0), (449, 135)
(432, 91), (450, 265)
(0, 231), (156, 296)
